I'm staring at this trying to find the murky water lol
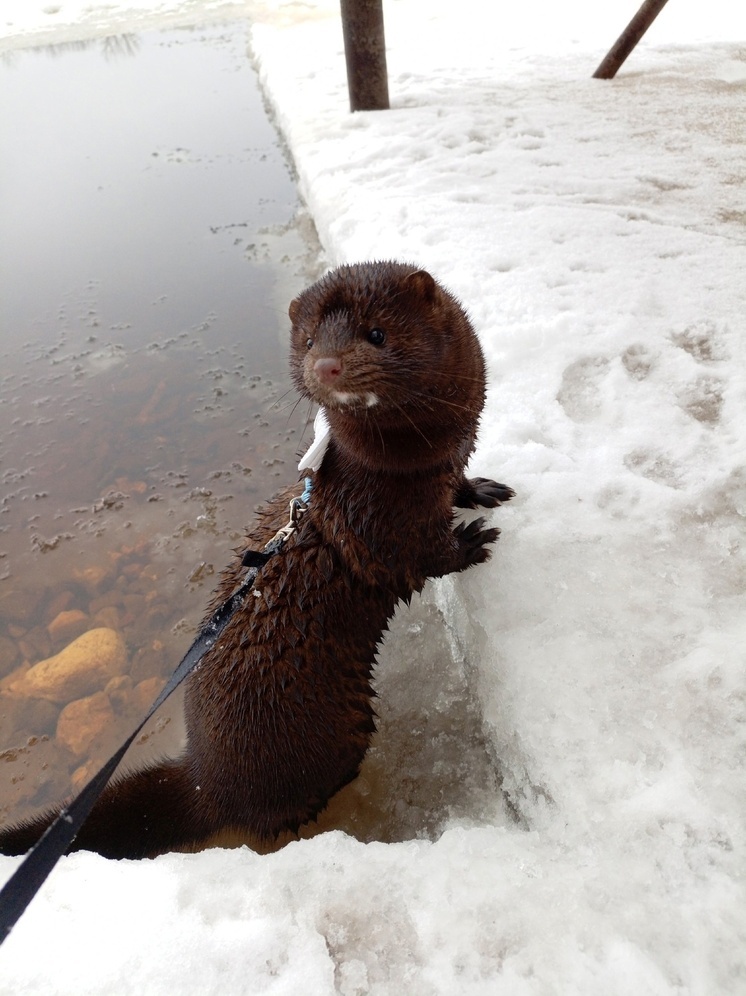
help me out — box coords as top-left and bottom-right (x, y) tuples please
(0, 22), (322, 824)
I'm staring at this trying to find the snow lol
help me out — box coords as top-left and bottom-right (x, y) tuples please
(1, 1), (745, 993)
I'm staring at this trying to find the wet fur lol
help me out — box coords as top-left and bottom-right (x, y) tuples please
(0, 261), (512, 859)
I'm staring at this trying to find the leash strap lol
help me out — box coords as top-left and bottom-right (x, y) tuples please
(0, 482), (312, 943)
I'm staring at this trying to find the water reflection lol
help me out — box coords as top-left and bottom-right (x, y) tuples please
(101, 33), (141, 59)
(0, 21), (322, 825)
(0, 33), (141, 64)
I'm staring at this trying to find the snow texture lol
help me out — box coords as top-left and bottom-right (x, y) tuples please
(1, 2), (745, 994)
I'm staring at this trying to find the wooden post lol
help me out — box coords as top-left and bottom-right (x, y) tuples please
(340, 0), (390, 111)
(593, 0), (671, 80)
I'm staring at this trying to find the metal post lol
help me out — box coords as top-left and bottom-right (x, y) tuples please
(593, 0), (671, 80)
(340, 0), (390, 111)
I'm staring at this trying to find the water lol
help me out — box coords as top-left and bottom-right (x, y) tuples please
(0, 22), (322, 824)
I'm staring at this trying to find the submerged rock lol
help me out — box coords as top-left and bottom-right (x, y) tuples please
(47, 608), (89, 645)
(6, 628), (127, 703)
(0, 636), (20, 676)
(0, 587), (42, 625)
(56, 691), (115, 757)
(132, 676), (166, 712)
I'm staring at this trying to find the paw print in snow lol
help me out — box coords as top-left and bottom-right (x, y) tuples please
(556, 356), (610, 423)
(623, 448), (684, 489)
(671, 320), (728, 363)
(671, 320), (727, 426)
(678, 376), (724, 426)
(621, 343), (655, 382)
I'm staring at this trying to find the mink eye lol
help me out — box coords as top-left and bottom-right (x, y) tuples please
(367, 327), (386, 346)
(306, 338), (313, 350)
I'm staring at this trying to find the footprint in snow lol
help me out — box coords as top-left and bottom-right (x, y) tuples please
(671, 320), (727, 425)
(556, 355), (610, 423)
(671, 319), (728, 363)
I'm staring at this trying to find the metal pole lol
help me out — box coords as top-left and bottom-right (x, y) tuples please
(340, 0), (390, 111)
(593, 0), (671, 80)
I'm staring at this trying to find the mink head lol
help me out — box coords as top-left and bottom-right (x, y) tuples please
(288, 261), (486, 456)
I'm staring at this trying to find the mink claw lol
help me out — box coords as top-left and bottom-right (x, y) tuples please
(455, 477), (516, 509)
(453, 516), (500, 566)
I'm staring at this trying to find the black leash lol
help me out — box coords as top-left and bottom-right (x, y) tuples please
(0, 483), (312, 944)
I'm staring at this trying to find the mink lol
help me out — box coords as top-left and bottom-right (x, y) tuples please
(0, 261), (513, 859)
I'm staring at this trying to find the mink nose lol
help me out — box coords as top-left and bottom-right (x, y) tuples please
(313, 357), (343, 385)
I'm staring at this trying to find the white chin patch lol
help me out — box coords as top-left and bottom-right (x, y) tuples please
(331, 391), (379, 407)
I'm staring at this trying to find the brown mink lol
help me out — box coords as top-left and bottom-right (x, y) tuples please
(0, 261), (513, 859)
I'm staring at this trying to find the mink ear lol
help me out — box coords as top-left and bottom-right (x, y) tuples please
(404, 268), (437, 303)
(288, 298), (301, 323)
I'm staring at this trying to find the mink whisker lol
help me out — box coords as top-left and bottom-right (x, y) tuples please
(407, 388), (475, 415)
(268, 387), (295, 413)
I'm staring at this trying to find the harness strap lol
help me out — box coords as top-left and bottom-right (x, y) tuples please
(0, 481), (312, 943)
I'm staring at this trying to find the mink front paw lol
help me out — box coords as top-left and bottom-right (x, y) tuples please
(455, 477), (515, 509)
(453, 516), (500, 569)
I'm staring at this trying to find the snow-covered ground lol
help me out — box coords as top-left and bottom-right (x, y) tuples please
(1, 2), (745, 993)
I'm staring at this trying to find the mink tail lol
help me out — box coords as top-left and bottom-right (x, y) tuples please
(0, 757), (211, 860)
